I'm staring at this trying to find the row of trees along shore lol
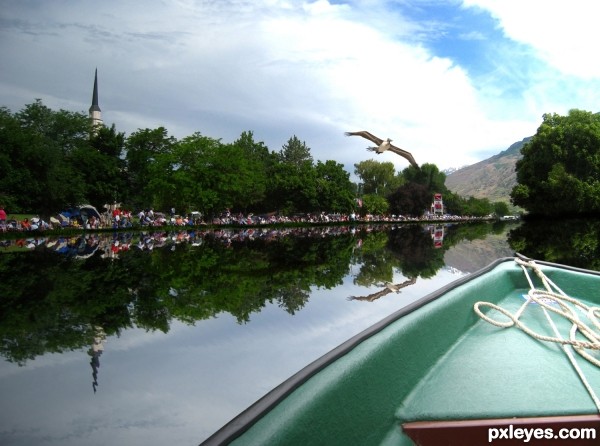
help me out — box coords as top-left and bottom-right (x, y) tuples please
(1, 100), (517, 219)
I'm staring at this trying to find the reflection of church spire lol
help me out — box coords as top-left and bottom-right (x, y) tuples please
(88, 326), (106, 393)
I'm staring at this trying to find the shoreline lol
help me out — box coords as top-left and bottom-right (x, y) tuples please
(0, 216), (502, 241)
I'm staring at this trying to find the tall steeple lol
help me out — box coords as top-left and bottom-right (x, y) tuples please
(89, 68), (103, 130)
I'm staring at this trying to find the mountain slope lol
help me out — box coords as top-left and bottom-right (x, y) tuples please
(444, 137), (531, 202)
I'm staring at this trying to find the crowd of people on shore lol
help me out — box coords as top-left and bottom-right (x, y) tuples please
(0, 204), (495, 234)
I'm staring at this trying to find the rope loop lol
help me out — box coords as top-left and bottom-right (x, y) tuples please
(474, 257), (600, 411)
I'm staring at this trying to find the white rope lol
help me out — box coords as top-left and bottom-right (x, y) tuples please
(473, 257), (600, 411)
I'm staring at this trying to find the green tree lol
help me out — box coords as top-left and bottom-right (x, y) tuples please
(361, 194), (389, 215)
(0, 101), (88, 213)
(268, 136), (318, 213)
(493, 201), (510, 217)
(16, 99), (91, 155)
(387, 182), (430, 217)
(439, 191), (464, 216)
(231, 131), (270, 210)
(164, 132), (269, 215)
(166, 132), (222, 214)
(463, 196), (492, 217)
(403, 163), (448, 196)
(511, 109), (600, 216)
(73, 124), (127, 208)
(125, 127), (177, 209)
(212, 143), (266, 213)
(354, 159), (402, 196)
(146, 144), (178, 212)
(278, 135), (313, 166)
(269, 161), (318, 213)
(314, 160), (355, 212)
(0, 106), (32, 211)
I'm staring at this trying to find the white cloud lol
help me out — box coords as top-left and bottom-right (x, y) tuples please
(460, 0), (600, 159)
(464, 0), (600, 78)
(1, 0), (599, 172)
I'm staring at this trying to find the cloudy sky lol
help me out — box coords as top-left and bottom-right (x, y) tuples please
(2, 0), (600, 173)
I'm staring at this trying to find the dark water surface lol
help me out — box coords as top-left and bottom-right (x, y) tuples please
(1, 219), (599, 445)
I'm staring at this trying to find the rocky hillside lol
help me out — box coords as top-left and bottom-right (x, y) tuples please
(444, 137), (531, 203)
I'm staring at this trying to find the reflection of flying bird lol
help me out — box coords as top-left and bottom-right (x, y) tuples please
(345, 131), (419, 169)
(348, 278), (416, 302)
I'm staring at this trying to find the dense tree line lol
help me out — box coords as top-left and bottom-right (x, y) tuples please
(0, 100), (355, 216)
(0, 100), (504, 218)
(511, 109), (600, 217)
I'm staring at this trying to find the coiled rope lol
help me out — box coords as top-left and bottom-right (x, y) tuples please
(473, 257), (600, 411)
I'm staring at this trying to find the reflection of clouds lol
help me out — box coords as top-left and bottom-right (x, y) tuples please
(0, 230), (508, 445)
(0, 268), (465, 446)
(65, 391), (189, 443)
(107, 324), (184, 351)
(0, 349), (82, 379)
(0, 323), (186, 380)
(4, 387), (196, 446)
(181, 271), (465, 436)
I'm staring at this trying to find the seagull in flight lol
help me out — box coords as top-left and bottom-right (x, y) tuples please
(348, 278), (417, 302)
(345, 130), (419, 169)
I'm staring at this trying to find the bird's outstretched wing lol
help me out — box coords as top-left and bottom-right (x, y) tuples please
(388, 144), (419, 169)
(344, 131), (384, 147)
(346, 130), (420, 168)
(348, 287), (393, 302)
(348, 278), (415, 302)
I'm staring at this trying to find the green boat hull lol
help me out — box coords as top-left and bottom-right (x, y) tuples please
(203, 257), (600, 445)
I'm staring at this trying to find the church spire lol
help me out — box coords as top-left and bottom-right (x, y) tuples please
(89, 68), (103, 130)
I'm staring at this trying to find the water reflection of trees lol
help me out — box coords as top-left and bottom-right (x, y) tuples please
(350, 225), (445, 295)
(351, 222), (508, 291)
(0, 223), (506, 365)
(388, 225), (446, 279)
(508, 218), (600, 270)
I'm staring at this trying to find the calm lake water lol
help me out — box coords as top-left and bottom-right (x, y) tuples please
(1, 219), (599, 445)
